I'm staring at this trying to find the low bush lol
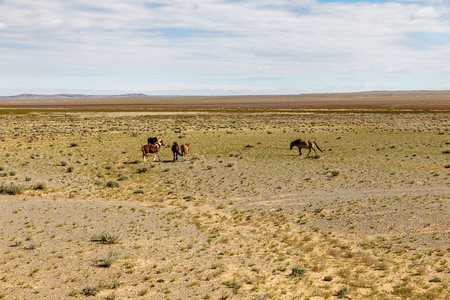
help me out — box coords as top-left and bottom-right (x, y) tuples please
(92, 230), (121, 244)
(0, 183), (27, 195)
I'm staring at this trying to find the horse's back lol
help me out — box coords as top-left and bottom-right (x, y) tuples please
(148, 137), (158, 144)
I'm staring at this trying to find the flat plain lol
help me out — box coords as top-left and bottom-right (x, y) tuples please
(0, 92), (449, 299)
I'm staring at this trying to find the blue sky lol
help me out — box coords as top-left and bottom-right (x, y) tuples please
(1, 0), (450, 96)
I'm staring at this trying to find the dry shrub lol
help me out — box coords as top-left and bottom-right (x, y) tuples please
(92, 230), (121, 244)
(0, 183), (27, 195)
(99, 250), (120, 267)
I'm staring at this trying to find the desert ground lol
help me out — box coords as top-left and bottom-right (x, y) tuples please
(0, 93), (449, 299)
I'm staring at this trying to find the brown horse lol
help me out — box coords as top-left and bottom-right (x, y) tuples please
(142, 140), (165, 162)
(147, 136), (158, 145)
(171, 142), (182, 161)
(290, 139), (323, 156)
(180, 143), (190, 160)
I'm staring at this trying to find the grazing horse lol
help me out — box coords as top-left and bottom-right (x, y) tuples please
(142, 140), (165, 162)
(147, 136), (158, 145)
(290, 139), (323, 156)
(180, 143), (190, 160)
(171, 142), (182, 161)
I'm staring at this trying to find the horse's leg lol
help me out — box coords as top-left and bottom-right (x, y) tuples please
(298, 148), (302, 156)
(307, 148), (311, 156)
(143, 154), (147, 162)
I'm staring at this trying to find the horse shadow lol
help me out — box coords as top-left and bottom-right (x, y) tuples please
(161, 159), (177, 163)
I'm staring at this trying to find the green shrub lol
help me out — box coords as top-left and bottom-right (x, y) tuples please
(106, 180), (120, 188)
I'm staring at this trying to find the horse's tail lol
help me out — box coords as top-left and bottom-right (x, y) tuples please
(314, 142), (323, 152)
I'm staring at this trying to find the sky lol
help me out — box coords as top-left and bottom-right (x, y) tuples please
(1, 0), (450, 96)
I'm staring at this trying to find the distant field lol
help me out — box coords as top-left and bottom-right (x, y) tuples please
(1, 90), (450, 110)
(0, 94), (448, 299)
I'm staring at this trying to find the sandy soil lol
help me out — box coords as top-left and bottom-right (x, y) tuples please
(0, 95), (448, 299)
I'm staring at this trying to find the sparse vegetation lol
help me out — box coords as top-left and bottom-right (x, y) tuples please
(0, 100), (448, 299)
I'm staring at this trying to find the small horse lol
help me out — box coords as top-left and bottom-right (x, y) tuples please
(172, 142), (182, 161)
(142, 140), (165, 162)
(147, 136), (158, 145)
(180, 143), (190, 160)
(290, 139), (323, 156)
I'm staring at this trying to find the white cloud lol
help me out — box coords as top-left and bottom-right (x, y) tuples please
(1, 0), (450, 95)
(413, 6), (440, 19)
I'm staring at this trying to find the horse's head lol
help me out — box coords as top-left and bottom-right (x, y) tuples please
(290, 141), (295, 150)
(160, 140), (165, 146)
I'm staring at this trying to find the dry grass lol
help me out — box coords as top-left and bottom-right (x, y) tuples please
(0, 99), (448, 299)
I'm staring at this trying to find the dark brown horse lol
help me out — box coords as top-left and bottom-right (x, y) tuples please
(290, 139), (323, 156)
(171, 142), (182, 161)
(180, 143), (190, 160)
(147, 136), (158, 145)
(142, 140), (165, 162)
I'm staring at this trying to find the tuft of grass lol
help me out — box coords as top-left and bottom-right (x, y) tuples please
(25, 242), (40, 250)
(223, 279), (242, 294)
(81, 285), (100, 296)
(106, 180), (120, 188)
(392, 284), (413, 298)
(13, 238), (24, 247)
(33, 182), (47, 190)
(136, 167), (148, 173)
(105, 292), (117, 300)
(335, 286), (349, 298)
(99, 250), (120, 267)
(289, 267), (306, 279)
(92, 230), (121, 244)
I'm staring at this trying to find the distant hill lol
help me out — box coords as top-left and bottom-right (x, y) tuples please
(1, 93), (149, 99)
(0, 91), (449, 110)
